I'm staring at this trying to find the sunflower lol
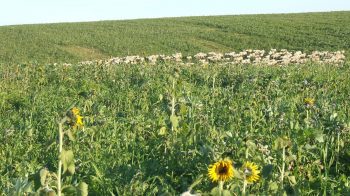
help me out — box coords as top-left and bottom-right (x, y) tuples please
(304, 98), (315, 107)
(242, 161), (260, 183)
(68, 107), (84, 128)
(71, 107), (80, 116)
(208, 159), (234, 182)
(73, 114), (84, 128)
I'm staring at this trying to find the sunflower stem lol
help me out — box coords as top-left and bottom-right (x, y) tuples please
(171, 78), (175, 117)
(219, 181), (224, 196)
(171, 78), (176, 140)
(336, 132), (340, 173)
(306, 109), (309, 128)
(280, 146), (286, 187)
(242, 180), (247, 195)
(57, 117), (67, 196)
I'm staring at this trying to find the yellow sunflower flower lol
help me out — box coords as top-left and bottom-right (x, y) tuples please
(71, 107), (80, 116)
(304, 98), (315, 107)
(69, 107), (83, 128)
(73, 114), (84, 128)
(242, 161), (260, 183)
(208, 159), (234, 182)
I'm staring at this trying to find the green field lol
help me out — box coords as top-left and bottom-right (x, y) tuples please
(1, 11), (350, 195)
(0, 11), (350, 64)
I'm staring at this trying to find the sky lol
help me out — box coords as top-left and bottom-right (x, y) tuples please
(0, 0), (349, 26)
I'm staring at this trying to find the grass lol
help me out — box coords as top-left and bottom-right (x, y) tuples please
(1, 61), (350, 195)
(0, 11), (350, 64)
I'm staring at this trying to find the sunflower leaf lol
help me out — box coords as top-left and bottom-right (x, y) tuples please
(222, 190), (232, 196)
(68, 162), (76, 175)
(62, 185), (77, 195)
(288, 175), (297, 185)
(315, 133), (325, 143)
(39, 168), (48, 186)
(67, 130), (75, 141)
(60, 149), (75, 174)
(159, 126), (167, 136)
(210, 187), (220, 196)
(77, 182), (88, 196)
(170, 115), (179, 130)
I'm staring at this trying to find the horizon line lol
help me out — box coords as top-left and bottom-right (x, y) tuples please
(1, 10), (349, 27)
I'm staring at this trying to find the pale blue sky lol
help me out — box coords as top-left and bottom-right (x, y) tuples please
(0, 0), (349, 26)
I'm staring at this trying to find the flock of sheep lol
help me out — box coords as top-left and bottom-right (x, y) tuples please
(77, 49), (346, 66)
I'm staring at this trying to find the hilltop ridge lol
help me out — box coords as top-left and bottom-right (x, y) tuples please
(0, 11), (349, 64)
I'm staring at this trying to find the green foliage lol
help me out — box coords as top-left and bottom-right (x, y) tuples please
(4, 177), (33, 196)
(0, 11), (349, 64)
(77, 182), (88, 196)
(60, 149), (75, 175)
(1, 61), (350, 194)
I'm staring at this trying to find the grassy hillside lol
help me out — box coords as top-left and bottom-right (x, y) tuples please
(0, 11), (349, 64)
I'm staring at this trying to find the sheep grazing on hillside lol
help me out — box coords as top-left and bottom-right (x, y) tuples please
(224, 52), (236, 59)
(172, 53), (183, 62)
(207, 52), (223, 62)
(76, 49), (346, 66)
(194, 52), (207, 60)
(147, 55), (159, 64)
(123, 55), (144, 64)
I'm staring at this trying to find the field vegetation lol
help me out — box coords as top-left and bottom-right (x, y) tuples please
(0, 11), (350, 195)
(0, 11), (349, 64)
(1, 61), (350, 195)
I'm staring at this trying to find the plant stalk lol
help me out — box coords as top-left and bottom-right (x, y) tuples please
(306, 109), (309, 128)
(280, 146), (285, 186)
(242, 180), (247, 196)
(171, 78), (176, 132)
(219, 180), (224, 196)
(57, 117), (66, 196)
(336, 132), (340, 173)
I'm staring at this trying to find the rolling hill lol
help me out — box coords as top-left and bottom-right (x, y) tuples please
(1, 11), (350, 195)
(0, 11), (349, 64)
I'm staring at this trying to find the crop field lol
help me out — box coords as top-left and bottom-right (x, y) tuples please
(1, 11), (350, 195)
(1, 61), (350, 195)
(0, 11), (350, 64)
